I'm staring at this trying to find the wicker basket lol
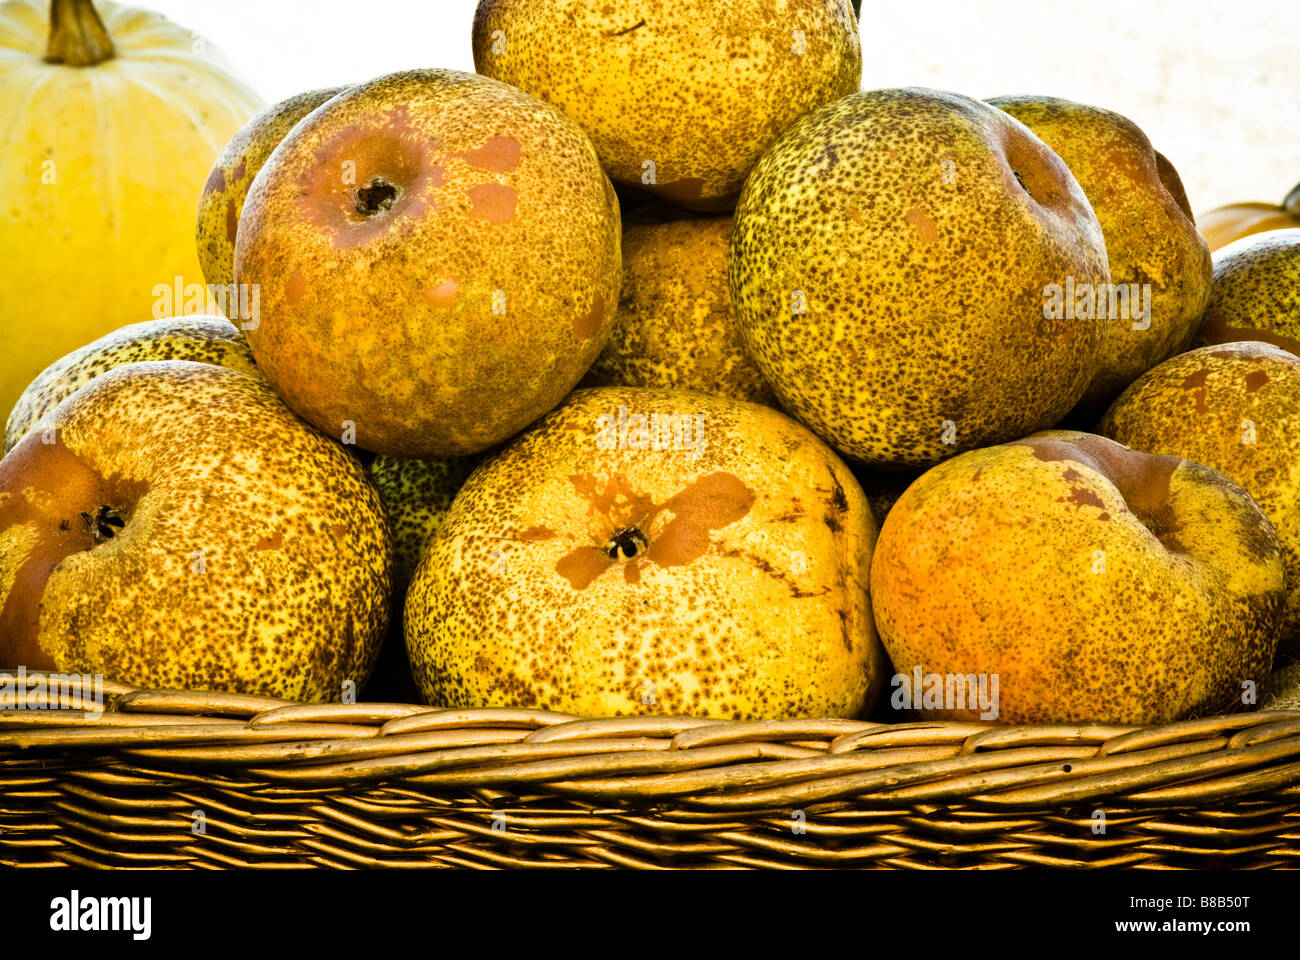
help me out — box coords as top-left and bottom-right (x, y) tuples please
(3, 672), (1300, 869)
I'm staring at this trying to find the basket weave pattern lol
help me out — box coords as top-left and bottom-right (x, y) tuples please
(3, 675), (1300, 869)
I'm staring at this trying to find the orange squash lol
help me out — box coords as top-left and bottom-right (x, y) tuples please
(1198, 182), (1300, 251)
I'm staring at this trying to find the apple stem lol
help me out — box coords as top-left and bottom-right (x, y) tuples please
(45, 0), (115, 67)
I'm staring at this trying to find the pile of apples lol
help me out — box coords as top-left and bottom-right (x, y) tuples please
(2, 0), (1299, 727)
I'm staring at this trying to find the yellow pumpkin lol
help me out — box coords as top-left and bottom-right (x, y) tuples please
(0, 0), (261, 419)
(1198, 181), (1300, 252)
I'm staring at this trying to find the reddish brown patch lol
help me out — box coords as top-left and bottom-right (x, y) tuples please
(225, 197), (238, 244)
(1062, 467), (1083, 483)
(285, 268), (308, 305)
(556, 546), (608, 590)
(644, 473), (755, 569)
(204, 165), (227, 196)
(1244, 369), (1270, 392)
(623, 561), (642, 585)
(905, 206), (939, 243)
(424, 277), (459, 308)
(1180, 368), (1211, 416)
(573, 294), (605, 339)
(1065, 487), (1106, 510)
(459, 136), (521, 173)
(299, 104), (442, 250)
(468, 183), (516, 224)
(0, 436), (149, 670)
(230, 159), (247, 184)
(518, 525), (554, 541)
(1020, 436), (1184, 550)
(556, 472), (755, 589)
(256, 531), (284, 550)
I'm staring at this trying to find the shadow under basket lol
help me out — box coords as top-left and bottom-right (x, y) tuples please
(3, 673), (1300, 869)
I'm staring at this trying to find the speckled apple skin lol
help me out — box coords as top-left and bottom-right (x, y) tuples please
(872, 430), (1284, 724)
(730, 88), (1110, 470)
(4, 316), (264, 453)
(197, 86), (350, 296)
(472, 0), (861, 211)
(1100, 341), (1300, 658)
(0, 360), (391, 702)
(235, 68), (622, 458)
(405, 386), (884, 720)
(1197, 229), (1300, 354)
(991, 95), (1212, 413)
(582, 217), (775, 405)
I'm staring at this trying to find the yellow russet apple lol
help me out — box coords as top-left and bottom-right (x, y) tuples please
(0, 360), (391, 701)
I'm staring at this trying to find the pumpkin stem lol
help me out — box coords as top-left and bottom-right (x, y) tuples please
(45, 0), (115, 67)
(1285, 182), (1300, 217)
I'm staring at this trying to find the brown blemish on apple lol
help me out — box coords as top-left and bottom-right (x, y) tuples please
(300, 104), (442, 250)
(556, 471), (755, 589)
(225, 198), (238, 244)
(623, 561), (642, 585)
(424, 277), (459, 308)
(468, 182), (517, 224)
(204, 166), (227, 196)
(1020, 435), (1184, 551)
(905, 206), (939, 243)
(0, 436), (149, 671)
(644, 473), (755, 569)
(1244, 369), (1270, 392)
(256, 531), (284, 550)
(1065, 487), (1106, 510)
(573, 294), (605, 339)
(460, 136), (521, 173)
(230, 159), (247, 184)
(518, 525), (554, 541)
(285, 268), (308, 305)
(555, 545), (608, 590)
(1180, 368), (1211, 415)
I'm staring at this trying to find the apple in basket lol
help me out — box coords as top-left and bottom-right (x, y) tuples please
(404, 386), (887, 720)
(0, 360), (391, 702)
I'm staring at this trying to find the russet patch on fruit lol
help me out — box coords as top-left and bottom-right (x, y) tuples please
(234, 68), (621, 459)
(1100, 341), (1300, 657)
(0, 360), (391, 702)
(871, 430), (1284, 725)
(405, 386), (884, 721)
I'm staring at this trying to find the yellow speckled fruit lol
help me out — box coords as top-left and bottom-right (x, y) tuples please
(369, 453), (481, 595)
(1197, 229), (1300, 353)
(405, 386), (884, 720)
(990, 96), (1212, 411)
(1100, 341), (1300, 658)
(197, 86), (349, 299)
(0, 0), (262, 421)
(0, 361), (391, 701)
(235, 69), (622, 458)
(872, 431), (1284, 724)
(730, 88), (1109, 469)
(582, 217), (774, 405)
(4, 315), (263, 452)
(472, 0), (861, 211)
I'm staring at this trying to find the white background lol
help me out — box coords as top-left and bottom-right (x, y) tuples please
(151, 0), (1297, 214)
